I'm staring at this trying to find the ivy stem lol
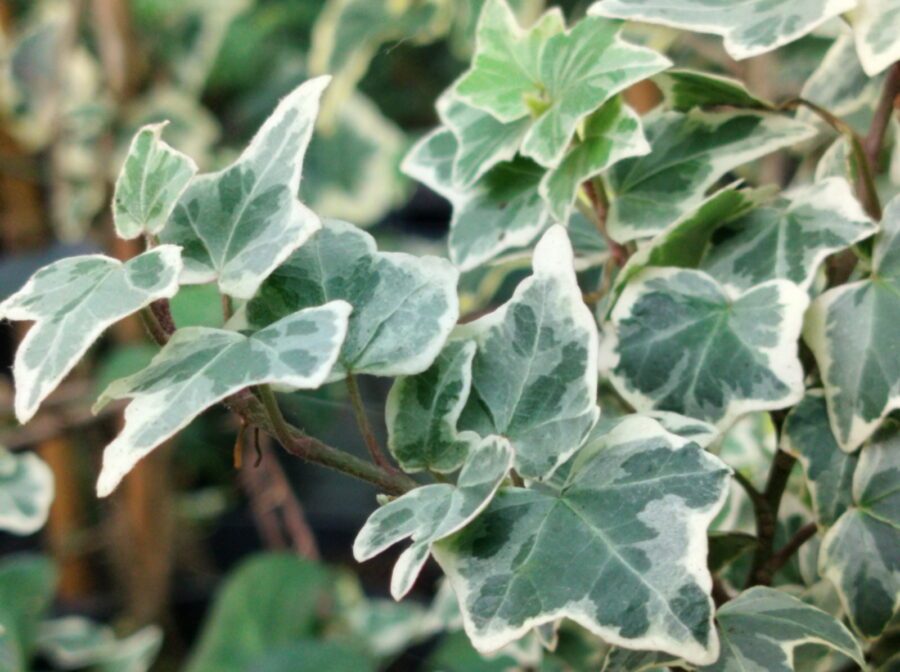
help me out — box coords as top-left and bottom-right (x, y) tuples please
(863, 62), (900, 170)
(138, 296), (417, 495)
(345, 374), (396, 473)
(140, 306), (170, 345)
(779, 97), (882, 220)
(763, 521), (818, 578)
(746, 448), (797, 587)
(580, 178), (629, 266)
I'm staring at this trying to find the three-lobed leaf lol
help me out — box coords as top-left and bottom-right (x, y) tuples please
(241, 219), (459, 381)
(160, 76), (329, 299)
(0, 246), (183, 423)
(602, 268), (808, 430)
(93, 301), (351, 496)
(354, 435), (514, 600)
(434, 416), (730, 665)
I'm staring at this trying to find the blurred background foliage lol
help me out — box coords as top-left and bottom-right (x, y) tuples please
(0, 1), (893, 670)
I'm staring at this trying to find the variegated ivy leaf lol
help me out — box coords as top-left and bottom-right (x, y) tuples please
(433, 416), (730, 664)
(455, 226), (600, 480)
(354, 435), (513, 600)
(819, 421), (900, 639)
(698, 586), (864, 671)
(456, 0), (670, 167)
(93, 301), (351, 497)
(654, 69), (772, 112)
(403, 128), (554, 270)
(604, 110), (816, 243)
(853, 0), (900, 76)
(540, 96), (650, 222)
(700, 178), (877, 292)
(386, 341), (477, 474)
(160, 76), (329, 299)
(112, 122), (197, 240)
(601, 268), (807, 430)
(782, 391), (858, 527)
(240, 219), (459, 381)
(438, 87), (531, 188)
(804, 195), (900, 452)
(0, 448), (53, 535)
(589, 0), (855, 60)
(0, 246), (183, 423)
(38, 618), (162, 672)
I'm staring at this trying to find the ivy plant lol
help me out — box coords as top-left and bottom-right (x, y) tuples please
(3, 0), (900, 669)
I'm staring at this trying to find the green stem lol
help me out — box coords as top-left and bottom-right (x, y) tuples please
(780, 97), (882, 220)
(345, 374), (395, 472)
(247, 386), (417, 496)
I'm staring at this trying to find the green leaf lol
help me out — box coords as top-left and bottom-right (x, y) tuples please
(433, 416), (730, 665)
(540, 96), (649, 222)
(93, 301), (351, 496)
(185, 554), (333, 672)
(112, 122), (197, 240)
(853, 0), (900, 76)
(654, 69), (773, 112)
(782, 391), (858, 527)
(0, 448), (53, 536)
(354, 435), (513, 600)
(457, 0), (670, 167)
(241, 219), (459, 380)
(247, 640), (374, 672)
(160, 76), (328, 299)
(804, 194), (900, 451)
(819, 421), (900, 639)
(604, 110), (816, 242)
(455, 226), (600, 480)
(602, 268), (807, 429)
(438, 91), (531, 188)
(699, 586), (864, 671)
(401, 127), (458, 201)
(0, 246), (183, 423)
(386, 340), (477, 474)
(589, 0), (855, 60)
(37, 618), (162, 672)
(0, 555), (56, 672)
(700, 178), (877, 292)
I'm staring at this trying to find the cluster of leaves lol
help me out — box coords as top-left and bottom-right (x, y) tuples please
(1, 0), (900, 671)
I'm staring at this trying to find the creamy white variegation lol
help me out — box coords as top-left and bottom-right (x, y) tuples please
(819, 422), (900, 639)
(0, 246), (183, 423)
(454, 225), (600, 479)
(853, 0), (900, 76)
(0, 448), (53, 535)
(804, 195), (900, 451)
(434, 416), (730, 665)
(700, 586), (865, 671)
(457, 0), (670, 168)
(700, 178), (877, 292)
(94, 301), (351, 496)
(589, 0), (856, 60)
(240, 219), (459, 380)
(604, 110), (816, 243)
(113, 122), (197, 239)
(602, 268), (808, 430)
(160, 76), (329, 299)
(386, 340), (477, 474)
(354, 435), (513, 600)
